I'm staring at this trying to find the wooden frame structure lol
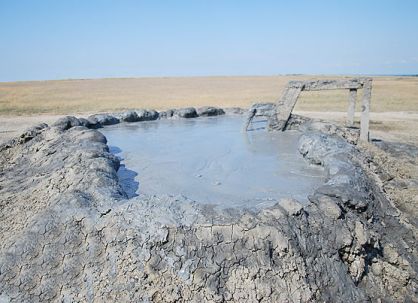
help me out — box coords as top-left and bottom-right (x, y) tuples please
(246, 78), (372, 142)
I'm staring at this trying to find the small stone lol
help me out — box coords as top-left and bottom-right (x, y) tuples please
(118, 111), (140, 122)
(278, 198), (303, 216)
(88, 114), (120, 125)
(371, 262), (383, 276)
(173, 107), (198, 118)
(384, 245), (400, 265)
(136, 109), (159, 121)
(196, 106), (225, 117)
(317, 196), (342, 220)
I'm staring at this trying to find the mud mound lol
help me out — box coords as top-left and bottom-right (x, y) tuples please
(0, 110), (417, 302)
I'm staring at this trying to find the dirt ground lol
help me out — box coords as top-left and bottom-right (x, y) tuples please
(296, 111), (418, 145)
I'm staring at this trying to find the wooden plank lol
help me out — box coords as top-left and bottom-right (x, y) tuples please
(360, 79), (372, 141)
(302, 79), (363, 91)
(268, 83), (303, 130)
(243, 108), (256, 131)
(347, 89), (357, 126)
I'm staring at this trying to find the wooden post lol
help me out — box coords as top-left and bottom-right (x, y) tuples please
(360, 79), (372, 142)
(347, 88), (357, 126)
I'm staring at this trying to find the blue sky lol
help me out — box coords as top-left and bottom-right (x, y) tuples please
(1, 0), (417, 81)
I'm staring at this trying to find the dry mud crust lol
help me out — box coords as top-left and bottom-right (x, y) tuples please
(0, 113), (417, 302)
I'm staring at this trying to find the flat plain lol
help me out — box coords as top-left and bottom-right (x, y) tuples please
(0, 75), (417, 144)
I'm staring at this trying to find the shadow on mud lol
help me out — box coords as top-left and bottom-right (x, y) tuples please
(109, 145), (139, 198)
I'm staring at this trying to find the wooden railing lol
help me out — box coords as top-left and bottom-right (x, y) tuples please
(245, 78), (372, 142)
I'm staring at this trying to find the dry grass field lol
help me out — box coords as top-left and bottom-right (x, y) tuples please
(0, 75), (417, 144)
(0, 76), (417, 115)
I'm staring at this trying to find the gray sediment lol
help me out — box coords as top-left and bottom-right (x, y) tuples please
(100, 116), (325, 207)
(0, 107), (417, 302)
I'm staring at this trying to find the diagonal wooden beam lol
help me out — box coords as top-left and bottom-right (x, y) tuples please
(268, 82), (303, 130)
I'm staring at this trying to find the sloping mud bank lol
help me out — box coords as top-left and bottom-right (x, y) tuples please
(0, 108), (417, 302)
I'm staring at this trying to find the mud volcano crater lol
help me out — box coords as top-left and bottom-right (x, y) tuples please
(101, 115), (325, 207)
(0, 106), (417, 302)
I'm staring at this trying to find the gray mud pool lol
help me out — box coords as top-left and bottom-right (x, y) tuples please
(101, 116), (325, 208)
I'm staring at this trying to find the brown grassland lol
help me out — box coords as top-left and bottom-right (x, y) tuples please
(0, 75), (417, 144)
(0, 75), (417, 115)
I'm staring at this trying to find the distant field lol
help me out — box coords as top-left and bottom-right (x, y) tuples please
(0, 76), (417, 115)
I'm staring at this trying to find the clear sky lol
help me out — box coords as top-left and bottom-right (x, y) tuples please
(1, 0), (417, 81)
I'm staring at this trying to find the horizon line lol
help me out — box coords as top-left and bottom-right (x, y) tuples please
(1, 73), (417, 84)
